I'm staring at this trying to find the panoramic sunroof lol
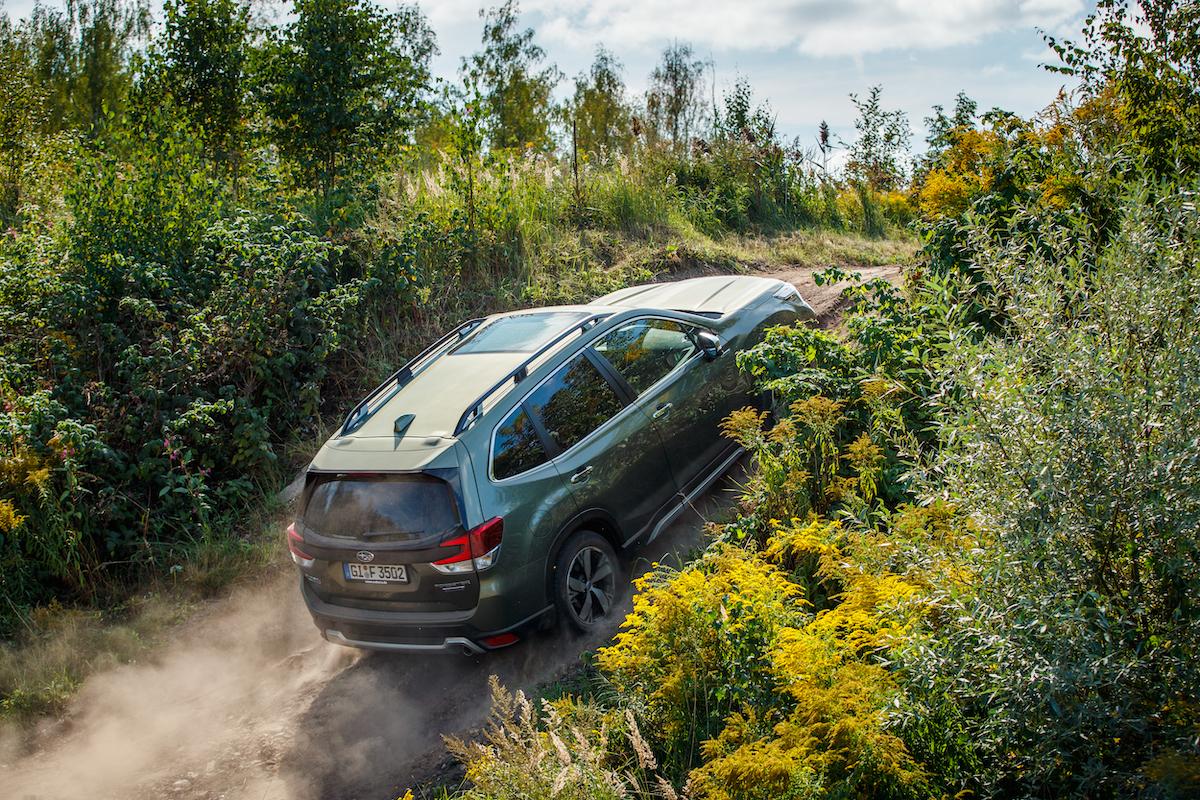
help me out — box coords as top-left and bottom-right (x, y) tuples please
(450, 311), (589, 354)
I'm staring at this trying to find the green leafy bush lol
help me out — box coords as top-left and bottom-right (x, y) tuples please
(896, 182), (1200, 799)
(0, 198), (352, 620)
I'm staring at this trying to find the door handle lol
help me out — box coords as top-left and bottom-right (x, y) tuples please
(652, 402), (673, 420)
(569, 465), (593, 484)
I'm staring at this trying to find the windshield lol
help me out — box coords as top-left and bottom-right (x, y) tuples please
(451, 311), (589, 354)
(301, 474), (459, 541)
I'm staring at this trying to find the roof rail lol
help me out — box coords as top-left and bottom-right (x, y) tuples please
(453, 312), (611, 435)
(341, 316), (486, 436)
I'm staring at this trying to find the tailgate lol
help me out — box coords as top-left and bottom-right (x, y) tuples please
(297, 472), (478, 611)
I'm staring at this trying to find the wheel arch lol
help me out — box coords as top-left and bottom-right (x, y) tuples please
(543, 507), (624, 599)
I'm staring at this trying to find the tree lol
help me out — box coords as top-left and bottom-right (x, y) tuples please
(919, 91), (977, 179)
(924, 91), (977, 159)
(447, 70), (486, 263)
(845, 85), (912, 191)
(568, 46), (631, 160)
(645, 42), (706, 150)
(257, 0), (435, 200)
(0, 16), (47, 223)
(1047, 0), (1200, 176)
(717, 77), (776, 144)
(465, 0), (560, 154)
(18, 0), (150, 135)
(158, 0), (251, 187)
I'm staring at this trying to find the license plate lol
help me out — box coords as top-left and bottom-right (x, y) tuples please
(343, 562), (409, 584)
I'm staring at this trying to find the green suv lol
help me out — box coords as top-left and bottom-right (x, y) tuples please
(288, 275), (814, 653)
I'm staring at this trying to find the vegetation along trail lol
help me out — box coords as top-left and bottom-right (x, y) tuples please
(1, 264), (899, 800)
(7, 0), (1199, 795)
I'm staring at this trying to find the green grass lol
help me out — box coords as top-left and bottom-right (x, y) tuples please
(714, 228), (920, 269)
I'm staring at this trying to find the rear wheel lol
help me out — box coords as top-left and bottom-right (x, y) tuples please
(553, 530), (620, 632)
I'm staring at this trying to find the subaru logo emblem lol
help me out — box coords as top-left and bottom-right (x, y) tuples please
(356, 551), (374, 563)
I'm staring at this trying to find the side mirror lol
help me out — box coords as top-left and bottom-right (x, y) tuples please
(695, 331), (722, 361)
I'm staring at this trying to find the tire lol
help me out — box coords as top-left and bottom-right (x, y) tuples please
(552, 530), (621, 632)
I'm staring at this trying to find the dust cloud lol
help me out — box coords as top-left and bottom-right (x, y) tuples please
(1, 472), (739, 800)
(2, 570), (352, 800)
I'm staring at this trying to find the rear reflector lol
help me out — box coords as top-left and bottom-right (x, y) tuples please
(286, 523), (315, 568)
(432, 517), (504, 573)
(480, 632), (519, 649)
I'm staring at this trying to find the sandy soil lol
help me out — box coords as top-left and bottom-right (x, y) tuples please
(765, 262), (905, 328)
(1, 263), (900, 800)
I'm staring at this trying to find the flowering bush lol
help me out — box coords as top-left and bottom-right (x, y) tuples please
(597, 545), (805, 777)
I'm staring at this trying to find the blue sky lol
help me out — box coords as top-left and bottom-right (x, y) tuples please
(3, 0), (1092, 152)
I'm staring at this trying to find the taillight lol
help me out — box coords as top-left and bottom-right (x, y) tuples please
(480, 632), (519, 649)
(286, 523), (315, 568)
(432, 517), (503, 574)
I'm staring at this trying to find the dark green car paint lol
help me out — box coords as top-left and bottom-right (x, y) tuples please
(292, 276), (815, 654)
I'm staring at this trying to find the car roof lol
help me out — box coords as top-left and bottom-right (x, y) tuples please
(592, 274), (783, 316)
(323, 275), (780, 452)
(345, 306), (599, 440)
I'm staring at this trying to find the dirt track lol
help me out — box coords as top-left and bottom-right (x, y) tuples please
(1, 263), (901, 800)
(3, 473), (740, 800)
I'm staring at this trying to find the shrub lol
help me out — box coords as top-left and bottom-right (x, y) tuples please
(0, 208), (353, 625)
(875, 189), (914, 227)
(692, 656), (926, 800)
(68, 102), (224, 277)
(917, 169), (971, 218)
(736, 324), (860, 404)
(731, 290), (947, 533)
(897, 181), (1200, 798)
(597, 545), (805, 777)
(682, 505), (973, 800)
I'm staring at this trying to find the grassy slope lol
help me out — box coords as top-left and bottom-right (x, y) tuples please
(0, 225), (916, 727)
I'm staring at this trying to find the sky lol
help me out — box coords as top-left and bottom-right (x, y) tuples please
(2, 0), (1094, 152)
(423, 0), (1092, 151)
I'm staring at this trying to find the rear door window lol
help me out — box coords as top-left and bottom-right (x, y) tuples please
(593, 318), (696, 396)
(493, 406), (550, 479)
(302, 475), (459, 541)
(527, 353), (627, 452)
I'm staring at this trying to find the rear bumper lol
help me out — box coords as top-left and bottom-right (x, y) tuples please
(323, 628), (486, 655)
(300, 577), (550, 654)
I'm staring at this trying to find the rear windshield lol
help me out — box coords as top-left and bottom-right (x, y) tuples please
(451, 311), (588, 354)
(302, 475), (459, 541)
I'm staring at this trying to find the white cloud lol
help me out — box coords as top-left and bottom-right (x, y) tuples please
(505, 0), (1084, 58)
(423, 0), (486, 28)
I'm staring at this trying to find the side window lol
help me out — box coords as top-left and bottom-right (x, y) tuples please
(493, 406), (549, 480)
(527, 354), (626, 452)
(593, 318), (696, 396)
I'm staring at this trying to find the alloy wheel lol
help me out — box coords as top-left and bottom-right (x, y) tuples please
(566, 545), (616, 624)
